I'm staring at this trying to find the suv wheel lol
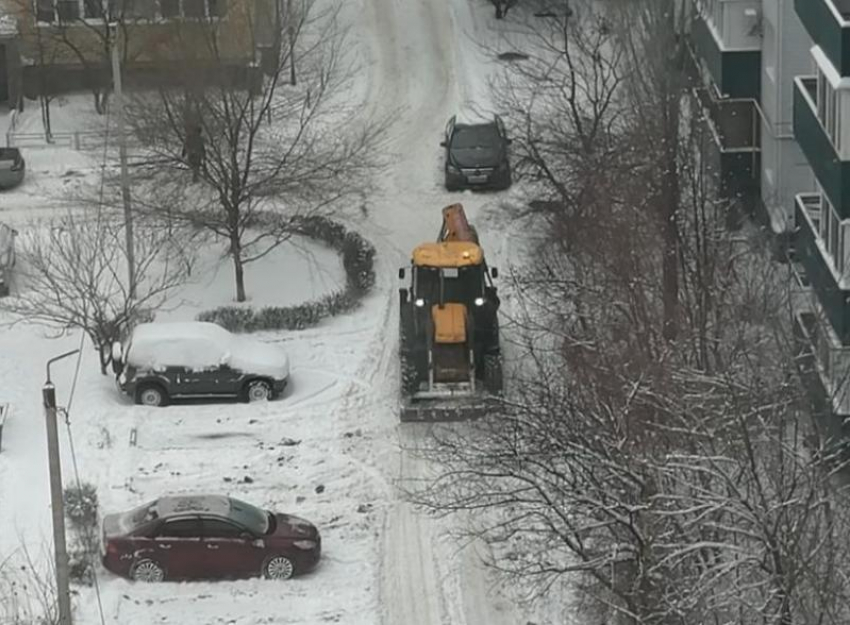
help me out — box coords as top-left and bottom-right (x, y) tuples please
(136, 384), (168, 407)
(245, 380), (273, 403)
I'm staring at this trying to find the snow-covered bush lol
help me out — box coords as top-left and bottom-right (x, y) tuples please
(197, 215), (375, 332)
(64, 483), (99, 586)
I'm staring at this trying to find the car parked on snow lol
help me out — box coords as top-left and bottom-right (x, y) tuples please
(101, 494), (321, 582)
(442, 114), (512, 191)
(111, 321), (290, 407)
(0, 222), (17, 297)
(0, 148), (25, 190)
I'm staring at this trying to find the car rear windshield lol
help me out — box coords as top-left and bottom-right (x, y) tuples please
(227, 497), (270, 535)
(451, 125), (500, 149)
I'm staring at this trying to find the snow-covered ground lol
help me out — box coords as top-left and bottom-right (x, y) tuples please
(0, 0), (561, 623)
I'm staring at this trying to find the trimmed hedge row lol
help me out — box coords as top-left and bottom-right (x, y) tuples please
(197, 215), (376, 332)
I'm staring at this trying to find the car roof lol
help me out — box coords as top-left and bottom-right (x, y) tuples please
(453, 111), (496, 126)
(155, 494), (231, 518)
(131, 321), (232, 344)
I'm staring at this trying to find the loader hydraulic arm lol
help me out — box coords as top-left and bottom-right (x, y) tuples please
(438, 203), (479, 244)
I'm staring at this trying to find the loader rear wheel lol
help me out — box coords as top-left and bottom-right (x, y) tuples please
(400, 352), (420, 396)
(484, 354), (503, 395)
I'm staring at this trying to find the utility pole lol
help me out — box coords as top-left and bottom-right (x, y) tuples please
(43, 349), (80, 625)
(111, 32), (136, 299)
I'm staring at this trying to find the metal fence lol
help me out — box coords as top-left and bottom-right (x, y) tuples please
(5, 129), (116, 150)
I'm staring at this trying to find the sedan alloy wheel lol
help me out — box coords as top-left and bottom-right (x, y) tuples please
(131, 559), (165, 582)
(264, 555), (295, 580)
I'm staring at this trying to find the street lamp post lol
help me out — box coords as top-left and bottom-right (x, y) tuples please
(110, 30), (136, 300)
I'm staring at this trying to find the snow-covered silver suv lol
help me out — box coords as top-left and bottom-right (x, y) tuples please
(112, 321), (290, 407)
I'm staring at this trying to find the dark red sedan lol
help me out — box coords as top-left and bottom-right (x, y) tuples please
(101, 495), (321, 582)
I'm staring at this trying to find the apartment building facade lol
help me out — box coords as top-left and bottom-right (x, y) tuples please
(687, 0), (812, 234)
(688, 0), (850, 427)
(792, 0), (850, 427)
(0, 0), (279, 108)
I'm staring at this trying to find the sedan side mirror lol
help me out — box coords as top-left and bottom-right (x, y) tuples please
(491, 267), (499, 279)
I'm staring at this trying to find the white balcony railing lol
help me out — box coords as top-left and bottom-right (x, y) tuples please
(695, 0), (763, 50)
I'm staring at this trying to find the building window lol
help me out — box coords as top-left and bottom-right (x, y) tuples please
(816, 68), (842, 153)
(35, 0), (225, 21)
(820, 195), (847, 278)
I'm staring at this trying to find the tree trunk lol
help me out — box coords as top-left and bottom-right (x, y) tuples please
(660, 78), (680, 341)
(287, 0), (297, 85)
(231, 234), (247, 302)
(97, 338), (110, 375)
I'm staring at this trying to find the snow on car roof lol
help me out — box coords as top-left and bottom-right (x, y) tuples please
(454, 110), (496, 126)
(126, 321), (234, 370)
(126, 320), (290, 379)
(131, 321), (232, 344)
(155, 494), (231, 518)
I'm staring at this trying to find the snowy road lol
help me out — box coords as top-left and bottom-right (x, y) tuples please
(352, 0), (521, 623)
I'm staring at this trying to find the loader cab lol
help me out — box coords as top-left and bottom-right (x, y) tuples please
(398, 241), (498, 310)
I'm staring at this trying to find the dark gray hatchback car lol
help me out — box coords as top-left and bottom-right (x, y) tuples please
(442, 114), (512, 191)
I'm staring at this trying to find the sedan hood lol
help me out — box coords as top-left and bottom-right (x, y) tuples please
(229, 339), (290, 380)
(273, 513), (319, 539)
(449, 146), (503, 168)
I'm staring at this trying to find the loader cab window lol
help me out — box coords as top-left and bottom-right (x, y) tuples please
(415, 265), (484, 304)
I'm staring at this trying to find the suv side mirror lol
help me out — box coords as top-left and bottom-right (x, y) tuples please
(398, 267), (406, 280)
(491, 267), (499, 279)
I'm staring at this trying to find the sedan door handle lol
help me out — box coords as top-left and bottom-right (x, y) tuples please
(157, 544), (172, 550)
(206, 544), (220, 550)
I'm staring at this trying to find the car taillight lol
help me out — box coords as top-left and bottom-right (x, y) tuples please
(105, 541), (119, 556)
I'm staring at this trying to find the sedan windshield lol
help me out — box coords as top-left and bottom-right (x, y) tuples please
(127, 500), (159, 528)
(451, 125), (500, 150)
(227, 497), (270, 535)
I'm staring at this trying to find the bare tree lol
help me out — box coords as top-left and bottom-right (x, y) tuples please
(0, 210), (196, 373)
(408, 2), (850, 622)
(126, 0), (383, 302)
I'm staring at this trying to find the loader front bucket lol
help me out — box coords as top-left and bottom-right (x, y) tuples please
(399, 396), (493, 422)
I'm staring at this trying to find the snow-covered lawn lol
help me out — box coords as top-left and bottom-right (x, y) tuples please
(157, 232), (346, 321)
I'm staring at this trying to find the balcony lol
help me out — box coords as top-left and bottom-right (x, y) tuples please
(795, 0), (850, 76)
(694, 87), (760, 150)
(792, 302), (850, 419)
(689, 11), (761, 99)
(794, 193), (850, 344)
(793, 77), (850, 218)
